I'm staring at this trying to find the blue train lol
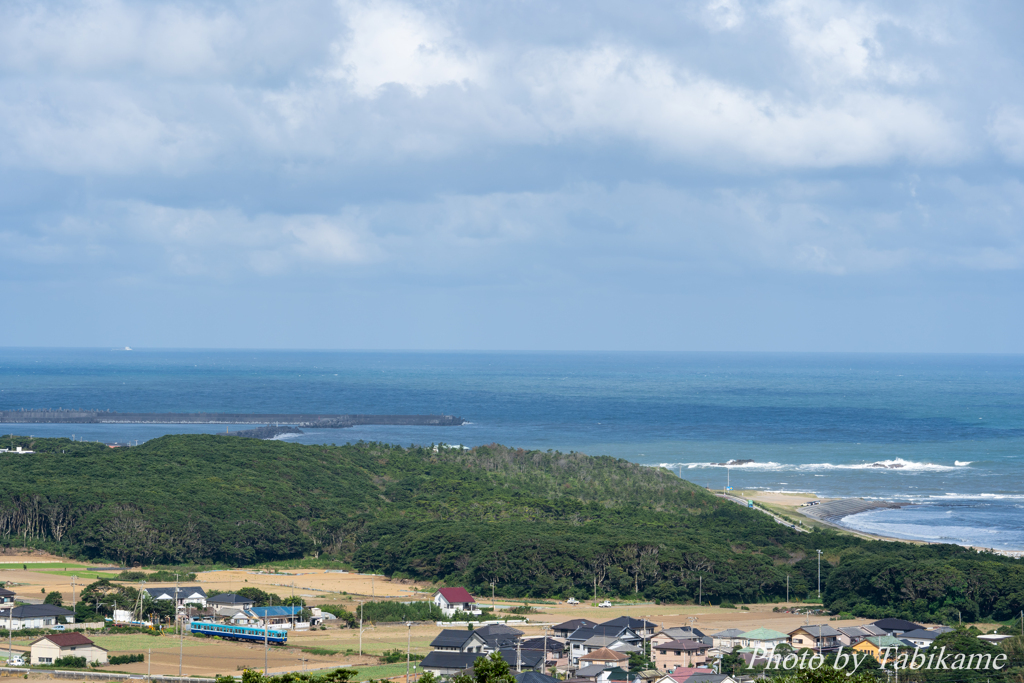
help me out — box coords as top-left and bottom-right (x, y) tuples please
(190, 621), (288, 644)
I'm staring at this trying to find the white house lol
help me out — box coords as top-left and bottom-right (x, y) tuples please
(31, 633), (107, 665)
(0, 604), (75, 630)
(146, 586), (207, 609)
(433, 588), (481, 618)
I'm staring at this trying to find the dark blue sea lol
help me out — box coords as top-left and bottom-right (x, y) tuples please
(2, 349), (1023, 551)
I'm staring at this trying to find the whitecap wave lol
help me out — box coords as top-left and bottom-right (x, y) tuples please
(660, 458), (960, 473)
(955, 461), (973, 466)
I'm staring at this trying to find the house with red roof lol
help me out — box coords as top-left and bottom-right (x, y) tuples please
(433, 587), (481, 618)
(30, 632), (108, 665)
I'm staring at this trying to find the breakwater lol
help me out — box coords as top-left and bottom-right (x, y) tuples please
(0, 409), (464, 427)
(798, 498), (904, 525)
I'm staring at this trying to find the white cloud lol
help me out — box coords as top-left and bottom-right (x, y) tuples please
(767, 0), (934, 86)
(990, 106), (1024, 164)
(329, 0), (482, 97)
(0, 0), (237, 76)
(522, 46), (962, 167)
(703, 0), (746, 31)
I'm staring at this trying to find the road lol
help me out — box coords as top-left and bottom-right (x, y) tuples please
(716, 493), (810, 533)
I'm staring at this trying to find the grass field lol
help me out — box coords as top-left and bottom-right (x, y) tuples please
(347, 662), (417, 681)
(0, 563), (94, 569)
(37, 569), (120, 580)
(90, 634), (205, 651)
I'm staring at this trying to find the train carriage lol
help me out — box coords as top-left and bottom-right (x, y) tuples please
(191, 621), (287, 644)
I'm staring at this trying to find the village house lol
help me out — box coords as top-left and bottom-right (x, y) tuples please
(835, 625), (885, 647)
(567, 626), (640, 666)
(30, 633), (107, 665)
(870, 619), (922, 636)
(652, 639), (709, 671)
(0, 587), (15, 605)
(420, 649), (542, 676)
(553, 619), (600, 638)
(430, 629), (490, 653)
(652, 667), (731, 683)
(736, 627), (789, 650)
(250, 605), (303, 627)
(207, 593), (255, 616)
(788, 625), (841, 651)
(709, 629), (745, 651)
(580, 647), (630, 669)
(433, 588), (481, 618)
(852, 635), (908, 660)
(145, 586), (207, 609)
(0, 604), (75, 630)
(521, 636), (568, 671)
(583, 634), (640, 655)
(652, 628), (709, 649)
(900, 628), (951, 649)
(474, 623), (525, 651)
(601, 617), (659, 638)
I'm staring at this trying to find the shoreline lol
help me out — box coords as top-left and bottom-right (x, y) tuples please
(734, 489), (1024, 557)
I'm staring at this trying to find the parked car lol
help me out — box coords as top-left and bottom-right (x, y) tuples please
(566, 597), (579, 605)
(598, 600), (612, 608)
(51, 624), (65, 631)
(8, 655), (26, 666)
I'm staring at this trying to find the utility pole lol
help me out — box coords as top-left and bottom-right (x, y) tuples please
(71, 575), (78, 607)
(264, 610), (269, 674)
(594, 576), (597, 605)
(816, 550), (822, 598)
(698, 576), (702, 606)
(543, 626), (549, 676)
(147, 649), (151, 681)
(406, 621), (413, 683)
(786, 575), (789, 603)
(359, 602), (364, 656)
(516, 637), (522, 672)
(490, 582), (496, 609)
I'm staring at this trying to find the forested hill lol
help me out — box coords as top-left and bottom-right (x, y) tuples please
(2, 434), (1022, 623)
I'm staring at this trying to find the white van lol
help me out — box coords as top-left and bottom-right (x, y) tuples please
(8, 654), (26, 667)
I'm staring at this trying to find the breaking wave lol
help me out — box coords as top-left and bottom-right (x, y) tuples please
(659, 457), (962, 473)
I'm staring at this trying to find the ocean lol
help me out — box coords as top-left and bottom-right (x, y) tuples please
(2, 349), (1023, 550)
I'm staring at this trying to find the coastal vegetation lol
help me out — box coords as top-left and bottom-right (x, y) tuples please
(1, 434), (1022, 623)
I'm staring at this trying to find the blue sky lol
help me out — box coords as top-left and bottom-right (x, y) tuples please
(2, 0), (1023, 351)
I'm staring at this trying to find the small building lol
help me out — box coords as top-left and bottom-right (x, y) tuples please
(145, 586), (208, 609)
(736, 628), (788, 650)
(0, 604), (75, 630)
(581, 647), (630, 669)
(207, 593), (256, 616)
(788, 625), (841, 651)
(870, 619), (923, 636)
(475, 623), (525, 651)
(31, 633), (108, 665)
(836, 625), (884, 647)
(0, 587), (16, 605)
(521, 636), (568, 671)
(652, 639), (709, 671)
(430, 629), (489, 653)
(900, 628), (951, 649)
(652, 629), (709, 649)
(433, 588), (481, 618)
(852, 635), (908, 659)
(515, 672), (561, 683)
(553, 620), (600, 638)
(250, 605), (303, 626)
(710, 629), (745, 651)
(601, 617), (659, 638)
(420, 651), (481, 676)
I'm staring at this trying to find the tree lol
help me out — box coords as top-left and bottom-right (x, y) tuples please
(44, 591), (63, 606)
(419, 672), (439, 683)
(472, 652), (515, 683)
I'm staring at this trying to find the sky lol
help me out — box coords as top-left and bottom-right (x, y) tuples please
(1, 0), (1023, 352)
